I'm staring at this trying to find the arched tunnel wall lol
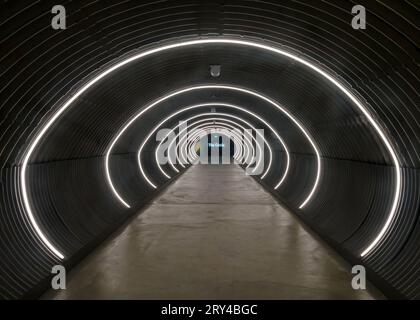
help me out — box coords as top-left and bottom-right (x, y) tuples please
(0, 1), (419, 299)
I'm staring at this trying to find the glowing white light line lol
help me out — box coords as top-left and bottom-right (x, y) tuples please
(150, 109), (270, 179)
(195, 130), (245, 162)
(128, 88), (294, 199)
(213, 129), (242, 161)
(182, 125), (252, 165)
(21, 38), (400, 260)
(212, 122), (250, 163)
(155, 113), (268, 180)
(185, 128), (242, 161)
(168, 121), (254, 171)
(147, 103), (274, 180)
(142, 103), (268, 186)
(180, 125), (250, 165)
(105, 141), (132, 208)
(184, 128), (243, 163)
(173, 108), (275, 176)
(232, 133), (241, 160)
(141, 103), (278, 188)
(206, 89), (313, 199)
(185, 127), (243, 162)
(158, 117), (250, 173)
(177, 124), (251, 166)
(213, 122), (257, 166)
(155, 143), (172, 179)
(20, 167), (64, 259)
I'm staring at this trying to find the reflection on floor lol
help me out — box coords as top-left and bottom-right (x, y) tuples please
(43, 164), (382, 299)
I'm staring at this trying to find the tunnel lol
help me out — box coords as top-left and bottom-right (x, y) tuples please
(0, 0), (419, 300)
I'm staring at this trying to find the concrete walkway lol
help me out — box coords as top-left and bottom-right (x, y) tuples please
(44, 164), (380, 299)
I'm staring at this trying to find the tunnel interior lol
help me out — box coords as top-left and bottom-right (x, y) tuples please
(0, 0), (419, 299)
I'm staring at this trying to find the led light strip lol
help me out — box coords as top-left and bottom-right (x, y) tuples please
(207, 129), (243, 161)
(190, 122), (254, 163)
(183, 127), (245, 163)
(161, 123), (248, 169)
(181, 124), (256, 165)
(169, 124), (251, 169)
(189, 130), (249, 164)
(180, 127), (246, 163)
(186, 126), (256, 166)
(154, 112), (271, 181)
(167, 120), (252, 172)
(187, 126), (240, 162)
(185, 130), (241, 163)
(138, 104), (279, 188)
(196, 129), (247, 162)
(213, 122), (255, 165)
(180, 122), (262, 170)
(21, 37), (400, 259)
(155, 120), (253, 177)
(156, 116), (265, 176)
(177, 123), (253, 169)
(191, 123), (252, 163)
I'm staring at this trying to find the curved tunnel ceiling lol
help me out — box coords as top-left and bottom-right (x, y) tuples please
(0, 1), (418, 299)
(22, 39), (398, 260)
(135, 102), (290, 189)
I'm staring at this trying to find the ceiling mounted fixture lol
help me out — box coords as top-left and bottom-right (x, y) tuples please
(210, 64), (221, 77)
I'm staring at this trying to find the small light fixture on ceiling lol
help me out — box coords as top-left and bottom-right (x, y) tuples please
(210, 64), (221, 77)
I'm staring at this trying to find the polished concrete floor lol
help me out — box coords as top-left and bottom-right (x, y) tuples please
(44, 164), (382, 299)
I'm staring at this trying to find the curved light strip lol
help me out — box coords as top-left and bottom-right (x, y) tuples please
(20, 37), (401, 260)
(172, 124), (251, 168)
(213, 122), (254, 165)
(142, 106), (273, 182)
(183, 127), (244, 162)
(232, 131), (242, 160)
(158, 117), (262, 176)
(179, 124), (253, 167)
(187, 126), (239, 161)
(164, 119), (252, 173)
(199, 128), (248, 163)
(184, 127), (244, 163)
(185, 129), (243, 163)
(160, 123), (247, 170)
(204, 130), (242, 161)
(138, 102), (280, 189)
(181, 125), (254, 165)
(198, 123), (250, 163)
(189, 130), (248, 163)
(190, 122), (256, 168)
(174, 121), (253, 169)
(213, 122), (255, 165)
(182, 122), (259, 169)
(153, 113), (270, 181)
(105, 141), (132, 208)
